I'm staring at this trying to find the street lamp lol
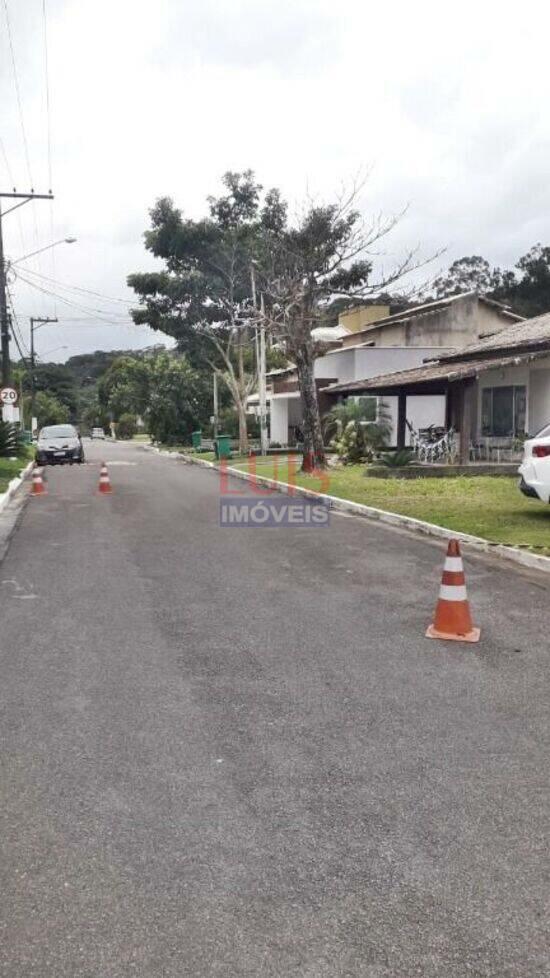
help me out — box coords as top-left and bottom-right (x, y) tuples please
(29, 315), (60, 435)
(10, 237), (77, 266)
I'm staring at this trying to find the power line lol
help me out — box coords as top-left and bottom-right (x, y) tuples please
(2, 0), (46, 311)
(41, 0), (52, 193)
(14, 270), (136, 323)
(0, 137), (26, 252)
(17, 264), (136, 307)
(41, 0), (57, 317)
(6, 287), (29, 360)
(2, 0), (34, 188)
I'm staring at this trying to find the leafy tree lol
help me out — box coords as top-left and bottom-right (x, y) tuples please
(81, 399), (111, 434)
(495, 244), (550, 318)
(31, 391), (70, 428)
(97, 351), (209, 444)
(432, 256), (499, 299)
(145, 353), (211, 444)
(430, 245), (550, 318)
(129, 173), (271, 453)
(116, 413), (137, 440)
(255, 184), (428, 468)
(98, 355), (151, 419)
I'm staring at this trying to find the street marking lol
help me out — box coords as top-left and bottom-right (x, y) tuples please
(101, 461), (137, 466)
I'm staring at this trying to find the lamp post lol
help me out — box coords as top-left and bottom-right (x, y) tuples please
(10, 237), (77, 267)
(1, 234), (76, 386)
(30, 316), (59, 436)
(250, 261), (268, 455)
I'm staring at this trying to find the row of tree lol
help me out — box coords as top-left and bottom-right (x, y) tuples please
(128, 172), (427, 469)
(11, 348), (215, 444)
(128, 172), (550, 469)
(430, 247), (550, 318)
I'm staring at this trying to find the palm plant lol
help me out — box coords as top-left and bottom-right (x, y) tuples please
(380, 448), (416, 468)
(323, 398), (376, 441)
(324, 398), (391, 463)
(0, 420), (22, 458)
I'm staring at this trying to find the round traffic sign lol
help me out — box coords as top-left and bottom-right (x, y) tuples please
(0, 387), (18, 405)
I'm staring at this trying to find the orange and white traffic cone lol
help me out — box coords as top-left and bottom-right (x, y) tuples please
(426, 539), (480, 643)
(30, 466), (47, 496)
(98, 462), (113, 494)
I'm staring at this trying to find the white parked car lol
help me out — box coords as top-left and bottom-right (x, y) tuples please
(91, 427), (106, 440)
(519, 423), (550, 503)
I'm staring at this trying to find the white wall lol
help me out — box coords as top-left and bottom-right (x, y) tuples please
(319, 345), (454, 385)
(529, 360), (550, 435)
(353, 346), (453, 379)
(376, 394), (446, 446)
(270, 398), (288, 444)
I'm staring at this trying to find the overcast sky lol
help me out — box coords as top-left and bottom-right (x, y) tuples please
(2, 0), (550, 362)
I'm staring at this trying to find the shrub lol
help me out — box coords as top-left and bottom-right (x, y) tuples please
(116, 413), (137, 440)
(380, 448), (416, 468)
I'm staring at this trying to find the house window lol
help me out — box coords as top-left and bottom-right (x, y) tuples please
(481, 385), (526, 437)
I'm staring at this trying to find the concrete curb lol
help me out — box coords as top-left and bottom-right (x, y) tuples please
(172, 449), (550, 575)
(0, 460), (34, 517)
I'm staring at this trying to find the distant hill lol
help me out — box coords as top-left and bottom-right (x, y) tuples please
(66, 345), (166, 386)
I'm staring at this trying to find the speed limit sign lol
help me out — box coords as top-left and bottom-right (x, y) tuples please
(0, 387), (18, 406)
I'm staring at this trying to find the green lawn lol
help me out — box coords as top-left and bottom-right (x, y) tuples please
(0, 448), (33, 494)
(227, 456), (550, 553)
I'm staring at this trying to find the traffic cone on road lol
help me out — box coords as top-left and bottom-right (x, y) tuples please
(30, 466), (47, 496)
(98, 462), (113, 494)
(426, 539), (480, 643)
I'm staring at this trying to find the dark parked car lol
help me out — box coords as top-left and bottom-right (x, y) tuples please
(35, 424), (85, 465)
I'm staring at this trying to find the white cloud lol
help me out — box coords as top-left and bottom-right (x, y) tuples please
(2, 0), (550, 359)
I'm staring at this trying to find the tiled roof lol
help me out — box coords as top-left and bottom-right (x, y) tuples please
(324, 349), (550, 395)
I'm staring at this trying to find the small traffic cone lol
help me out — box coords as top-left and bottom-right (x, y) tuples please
(426, 539), (480, 643)
(30, 466), (47, 496)
(98, 462), (112, 494)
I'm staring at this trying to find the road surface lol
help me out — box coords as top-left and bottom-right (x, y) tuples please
(1, 439), (549, 977)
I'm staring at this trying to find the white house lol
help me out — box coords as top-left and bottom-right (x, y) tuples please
(252, 293), (521, 446)
(324, 309), (550, 463)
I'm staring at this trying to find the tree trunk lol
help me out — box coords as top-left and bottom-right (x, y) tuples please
(295, 344), (326, 470)
(237, 396), (249, 456)
(236, 334), (249, 456)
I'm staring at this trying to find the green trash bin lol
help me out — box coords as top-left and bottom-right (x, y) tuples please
(191, 430), (202, 450)
(21, 430), (33, 445)
(215, 435), (232, 460)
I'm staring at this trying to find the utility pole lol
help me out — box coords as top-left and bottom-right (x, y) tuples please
(0, 190), (54, 386)
(259, 293), (268, 455)
(0, 203), (10, 387)
(250, 262), (268, 455)
(30, 316), (58, 435)
(213, 371), (219, 441)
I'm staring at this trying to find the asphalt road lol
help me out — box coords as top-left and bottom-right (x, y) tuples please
(1, 440), (549, 977)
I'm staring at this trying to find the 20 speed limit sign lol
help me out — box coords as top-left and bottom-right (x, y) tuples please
(0, 387), (18, 406)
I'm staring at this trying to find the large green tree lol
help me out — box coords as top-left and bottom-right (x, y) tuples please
(130, 173), (422, 466)
(432, 256), (499, 299)
(432, 245), (550, 318)
(22, 363), (78, 419)
(129, 172), (275, 453)
(99, 352), (210, 444)
(98, 355), (151, 419)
